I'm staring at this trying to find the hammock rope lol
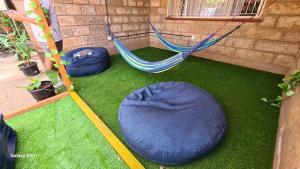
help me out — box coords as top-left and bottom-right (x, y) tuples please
(111, 32), (215, 73)
(104, 0), (277, 73)
(149, 0), (277, 53)
(150, 22), (241, 53)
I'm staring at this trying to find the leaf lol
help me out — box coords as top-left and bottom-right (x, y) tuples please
(70, 84), (74, 91)
(42, 7), (49, 14)
(35, 16), (42, 22)
(59, 51), (65, 56)
(261, 98), (268, 102)
(53, 63), (59, 68)
(270, 103), (280, 108)
(285, 90), (295, 97)
(45, 52), (52, 58)
(38, 24), (45, 30)
(51, 49), (58, 55)
(278, 83), (287, 90)
(275, 96), (282, 101)
(60, 60), (70, 65)
(19, 76), (41, 91)
(29, 1), (37, 9)
(25, 10), (34, 15)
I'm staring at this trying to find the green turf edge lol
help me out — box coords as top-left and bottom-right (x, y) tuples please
(71, 47), (283, 169)
(7, 96), (128, 169)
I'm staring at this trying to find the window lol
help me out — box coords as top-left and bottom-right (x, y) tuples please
(167, 0), (265, 19)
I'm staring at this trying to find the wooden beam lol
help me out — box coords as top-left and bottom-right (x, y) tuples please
(70, 92), (145, 169)
(32, 0), (72, 91)
(3, 92), (69, 120)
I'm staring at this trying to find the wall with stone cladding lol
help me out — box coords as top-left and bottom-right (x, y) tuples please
(149, 0), (300, 74)
(272, 50), (300, 169)
(13, 0), (150, 54)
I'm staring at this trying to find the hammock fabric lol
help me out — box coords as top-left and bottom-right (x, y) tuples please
(111, 33), (214, 73)
(104, 0), (276, 73)
(150, 22), (240, 53)
(111, 25), (239, 73)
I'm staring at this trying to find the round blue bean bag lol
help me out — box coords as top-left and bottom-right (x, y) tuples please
(62, 47), (110, 77)
(119, 82), (226, 165)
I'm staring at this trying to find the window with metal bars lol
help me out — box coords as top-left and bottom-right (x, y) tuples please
(167, 0), (265, 19)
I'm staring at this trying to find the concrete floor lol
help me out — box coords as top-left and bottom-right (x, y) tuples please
(0, 52), (49, 113)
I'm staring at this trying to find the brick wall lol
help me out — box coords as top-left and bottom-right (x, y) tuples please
(13, 0), (150, 54)
(149, 0), (300, 74)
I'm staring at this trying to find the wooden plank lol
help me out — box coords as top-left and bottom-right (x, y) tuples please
(70, 92), (145, 169)
(3, 92), (69, 120)
(32, 0), (72, 91)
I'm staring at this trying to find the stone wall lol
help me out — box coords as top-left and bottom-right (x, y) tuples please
(273, 51), (300, 169)
(13, 0), (150, 54)
(149, 0), (300, 74)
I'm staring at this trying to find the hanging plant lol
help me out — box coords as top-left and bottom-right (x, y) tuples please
(41, 7), (51, 26)
(262, 70), (300, 107)
(27, 0), (64, 67)
(28, 0), (73, 90)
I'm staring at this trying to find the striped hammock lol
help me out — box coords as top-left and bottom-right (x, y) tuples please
(111, 24), (240, 73)
(150, 22), (240, 53)
(112, 33), (215, 73)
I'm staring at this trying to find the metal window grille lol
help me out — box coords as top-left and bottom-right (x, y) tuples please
(168, 0), (265, 17)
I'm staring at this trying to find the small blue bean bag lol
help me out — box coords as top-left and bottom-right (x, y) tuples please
(62, 47), (110, 77)
(119, 82), (227, 165)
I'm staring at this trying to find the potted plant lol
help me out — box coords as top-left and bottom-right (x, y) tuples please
(14, 31), (40, 76)
(21, 77), (56, 101)
(201, 0), (224, 16)
(0, 31), (40, 76)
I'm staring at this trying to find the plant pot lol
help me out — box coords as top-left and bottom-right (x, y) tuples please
(18, 62), (40, 76)
(29, 81), (56, 101)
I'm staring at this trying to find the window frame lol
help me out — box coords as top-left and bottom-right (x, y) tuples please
(166, 0), (266, 22)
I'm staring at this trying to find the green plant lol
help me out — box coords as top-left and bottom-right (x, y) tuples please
(13, 31), (34, 64)
(19, 76), (41, 91)
(0, 31), (34, 64)
(26, 0), (67, 68)
(262, 70), (300, 107)
(0, 12), (24, 33)
(0, 32), (16, 53)
(206, 0), (224, 6)
(41, 7), (51, 26)
(0, 12), (13, 28)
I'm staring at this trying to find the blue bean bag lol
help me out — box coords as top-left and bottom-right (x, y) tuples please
(119, 82), (226, 165)
(62, 47), (110, 77)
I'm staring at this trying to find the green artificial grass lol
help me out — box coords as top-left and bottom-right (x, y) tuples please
(71, 47), (283, 169)
(7, 96), (128, 169)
